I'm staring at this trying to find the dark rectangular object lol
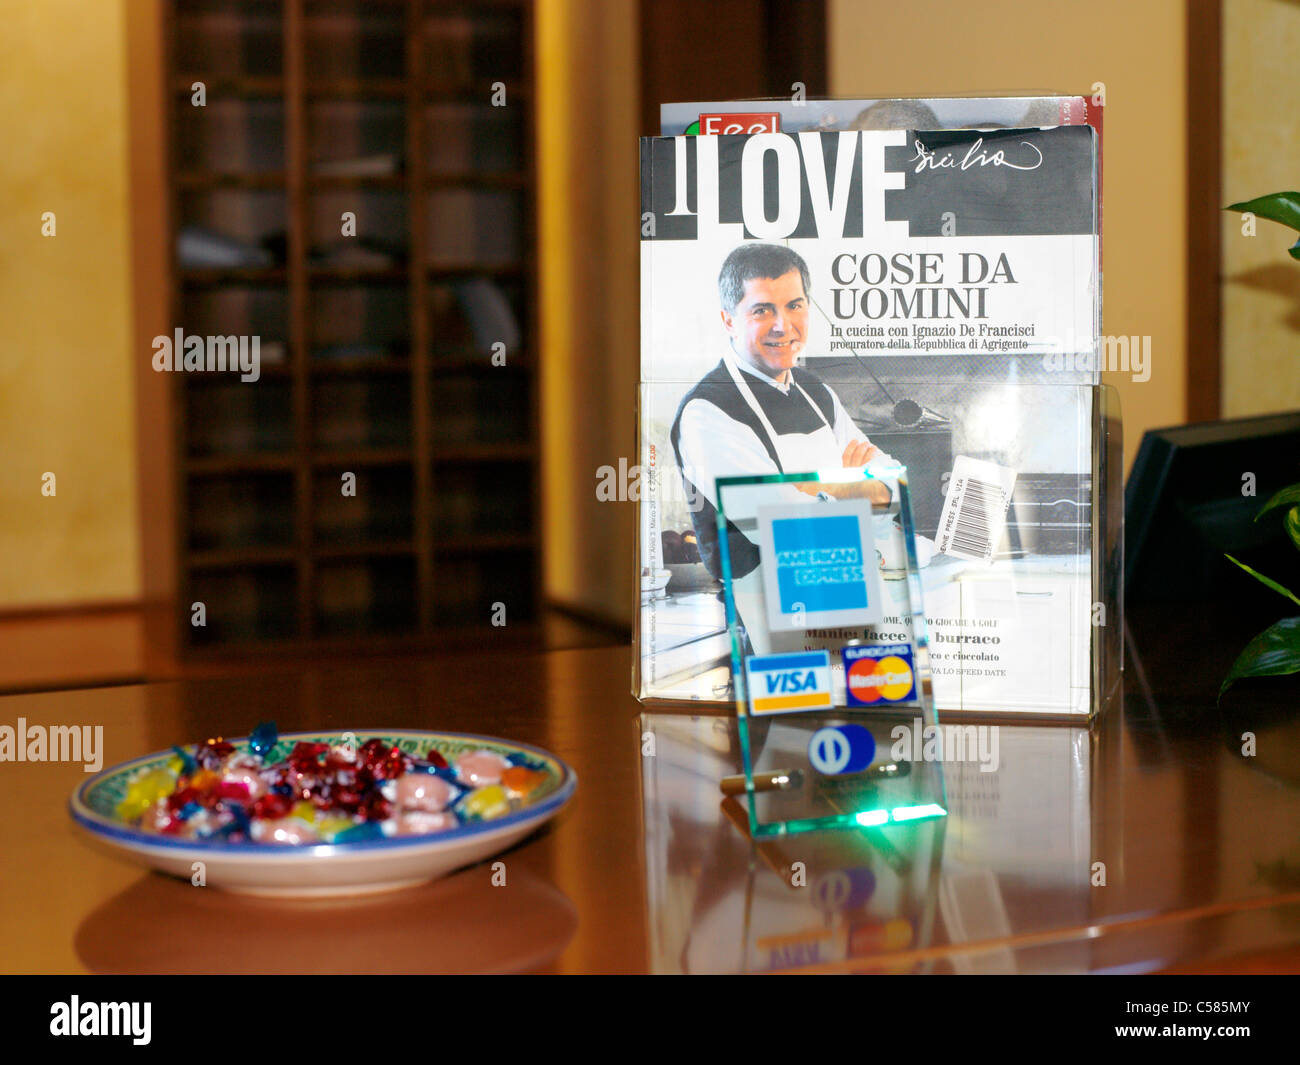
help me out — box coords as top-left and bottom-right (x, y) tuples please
(861, 423), (952, 538)
(1125, 412), (1300, 606)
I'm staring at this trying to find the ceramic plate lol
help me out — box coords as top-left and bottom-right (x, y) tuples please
(70, 729), (577, 897)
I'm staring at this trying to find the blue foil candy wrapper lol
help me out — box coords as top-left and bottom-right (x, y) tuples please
(334, 822), (385, 843)
(248, 721), (278, 758)
(217, 800), (251, 839)
(172, 746), (197, 774)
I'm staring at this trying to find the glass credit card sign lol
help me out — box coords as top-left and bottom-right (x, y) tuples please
(716, 464), (947, 838)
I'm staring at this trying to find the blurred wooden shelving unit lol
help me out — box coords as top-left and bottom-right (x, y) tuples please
(137, 0), (539, 659)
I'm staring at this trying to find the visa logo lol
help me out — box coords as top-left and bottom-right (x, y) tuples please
(765, 671), (818, 694)
(745, 651), (832, 715)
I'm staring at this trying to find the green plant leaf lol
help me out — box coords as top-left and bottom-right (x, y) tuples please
(1219, 616), (1300, 701)
(1287, 506), (1300, 553)
(1225, 553), (1300, 607)
(1227, 193), (1300, 260)
(1257, 483), (1300, 522)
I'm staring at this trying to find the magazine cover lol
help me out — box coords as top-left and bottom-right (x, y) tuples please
(661, 94), (1104, 265)
(636, 127), (1100, 714)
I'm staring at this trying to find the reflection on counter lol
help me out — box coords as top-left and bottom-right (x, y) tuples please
(75, 865), (576, 975)
(641, 711), (1093, 973)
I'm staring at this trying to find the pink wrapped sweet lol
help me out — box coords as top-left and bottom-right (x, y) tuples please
(455, 750), (511, 787)
(393, 810), (457, 835)
(394, 773), (455, 813)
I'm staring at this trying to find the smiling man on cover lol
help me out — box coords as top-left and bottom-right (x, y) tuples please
(669, 242), (894, 650)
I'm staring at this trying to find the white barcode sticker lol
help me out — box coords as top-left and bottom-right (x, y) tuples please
(936, 456), (1017, 562)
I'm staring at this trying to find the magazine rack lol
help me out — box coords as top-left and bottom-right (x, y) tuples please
(715, 463), (947, 838)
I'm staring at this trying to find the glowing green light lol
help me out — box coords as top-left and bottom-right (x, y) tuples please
(855, 809), (889, 827)
(890, 803), (947, 822)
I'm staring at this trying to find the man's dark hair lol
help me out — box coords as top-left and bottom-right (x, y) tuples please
(717, 243), (811, 313)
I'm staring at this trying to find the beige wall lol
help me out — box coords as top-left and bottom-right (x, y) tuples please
(830, 0), (1188, 471)
(1222, 0), (1300, 418)
(537, 0), (640, 626)
(0, 0), (140, 608)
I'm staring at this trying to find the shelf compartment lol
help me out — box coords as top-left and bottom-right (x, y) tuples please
(308, 100), (405, 179)
(425, 188), (522, 267)
(428, 276), (524, 361)
(175, 1), (283, 79)
(177, 188), (287, 269)
(307, 188), (409, 266)
(432, 547), (535, 627)
(314, 462), (414, 546)
(315, 555), (418, 636)
(312, 376), (412, 451)
(425, 6), (524, 93)
(189, 562), (299, 646)
(187, 378), (295, 457)
(309, 282), (409, 359)
(175, 97), (285, 175)
(430, 366), (529, 446)
(431, 459), (532, 540)
(304, 1), (406, 81)
(179, 285), (289, 364)
(425, 102), (523, 175)
(188, 469), (296, 552)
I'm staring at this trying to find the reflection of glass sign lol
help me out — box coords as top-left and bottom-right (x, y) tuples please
(756, 500), (884, 632)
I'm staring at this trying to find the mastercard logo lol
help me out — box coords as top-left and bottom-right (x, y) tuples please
(846, 655), (915, 703)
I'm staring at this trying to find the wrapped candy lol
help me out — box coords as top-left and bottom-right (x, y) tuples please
(116, 766), (178, 821)
(501, 766), (547, 798)
(461, 785), (510, 821)
(248, 720), (278, 758)
(394, 773), (456, 812)
(117, 727), (539, 845)
(455, 750), (511, 787)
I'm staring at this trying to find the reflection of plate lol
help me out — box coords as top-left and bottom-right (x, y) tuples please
(75, 863), (578, 974)
(70, 730), (577, 897)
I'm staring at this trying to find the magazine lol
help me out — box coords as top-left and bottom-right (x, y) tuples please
(636, 126), (1100, 714)
(661, 94), (1104, 262)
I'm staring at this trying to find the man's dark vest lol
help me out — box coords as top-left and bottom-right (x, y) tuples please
(669, 359), (838, 580)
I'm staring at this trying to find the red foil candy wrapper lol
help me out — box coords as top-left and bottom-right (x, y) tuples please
(251, 793), (291, 820)
(166, 786), (200, 813)
(196, 738), (236, 770)
(289, 741), (329, 770)
(214, 780), (251, 801)
(359, 794), (392, 822)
